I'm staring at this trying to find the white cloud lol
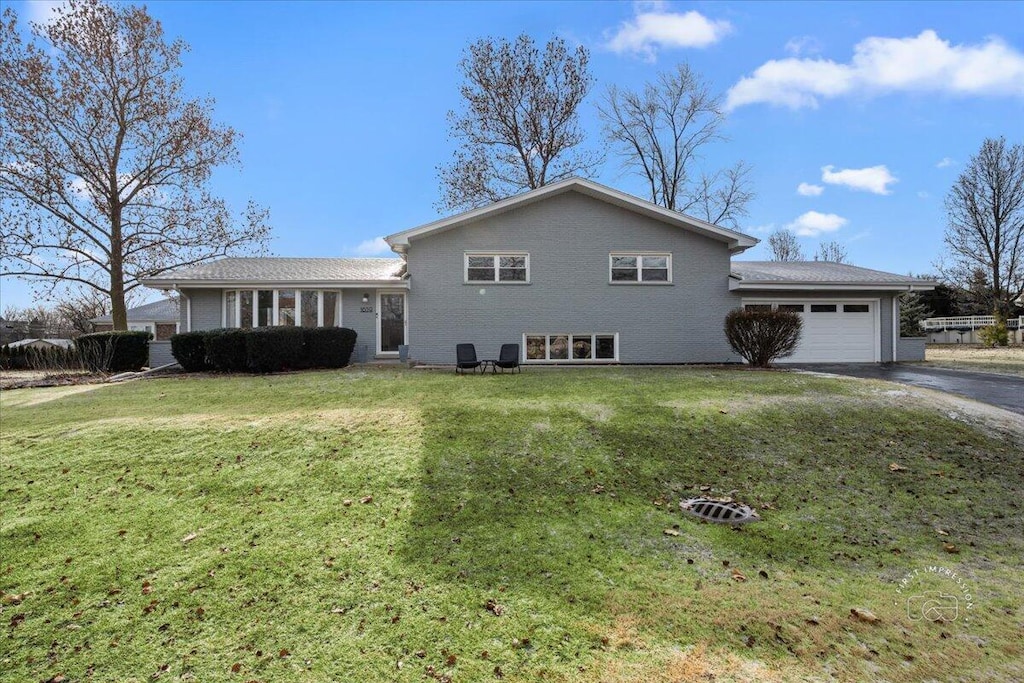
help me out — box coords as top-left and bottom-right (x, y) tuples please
(821, 164), (897, 195)
(352, 236), (391, 256)
(917, 190), (931, 199)
(936, 157), (955, 168)
(797, 182), (824, 196)
(785, 36), (822, 57)
(785, 211), (847, 237)
(726, 30), (1024, 110)
(604, 4), (732, 60)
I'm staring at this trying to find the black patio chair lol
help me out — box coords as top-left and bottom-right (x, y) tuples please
(455, 343), (482, 374)
(494, 343), (521, 374)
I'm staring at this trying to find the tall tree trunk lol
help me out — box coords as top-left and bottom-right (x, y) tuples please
(110, 209), (127, 330)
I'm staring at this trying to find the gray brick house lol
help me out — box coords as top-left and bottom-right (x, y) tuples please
(141, 178), (935, 365)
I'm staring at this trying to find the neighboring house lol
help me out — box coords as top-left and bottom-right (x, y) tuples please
(0, 318), (29, 346)
(141, 178), (935, 365)
(4, 338), (75, 351)
(91, 298), (180, 341)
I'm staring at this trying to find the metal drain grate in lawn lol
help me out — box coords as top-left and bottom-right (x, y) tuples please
(680, 497), (761, 524)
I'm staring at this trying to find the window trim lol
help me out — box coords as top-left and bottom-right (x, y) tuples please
(464, 251), (530, 284)
(522, 333), (619, 363)
(223, 289), (343, 328)
(608, 252), (673, 285)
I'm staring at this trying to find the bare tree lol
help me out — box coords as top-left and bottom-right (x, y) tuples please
(438, 35), (597, 211)
(599, 64), (754, 227)
(56, 288), (114, 334)
(0, 0), (270, 330)
(767, 229), (804, 262)
(2, 288), (114, 336)
(814, 240), (849, 263)
(940, 136), (1024, 318)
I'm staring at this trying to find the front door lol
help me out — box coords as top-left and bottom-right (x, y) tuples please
(377, 291), (406, 355)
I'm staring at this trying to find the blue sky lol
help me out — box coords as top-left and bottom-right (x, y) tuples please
(3, 0), (1023, 309)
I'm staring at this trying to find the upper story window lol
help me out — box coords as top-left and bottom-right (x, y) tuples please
(609, 253), (672, 283)
(465, 253), (529, 283)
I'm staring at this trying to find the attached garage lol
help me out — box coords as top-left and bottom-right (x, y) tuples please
(730, 261), (938, 364)
(741, 299), (879, 363)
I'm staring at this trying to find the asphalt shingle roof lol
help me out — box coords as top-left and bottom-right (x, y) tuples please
(92, 298), (179, 323)
(143, 258), (405, 284)
(731, 261), (930, 285)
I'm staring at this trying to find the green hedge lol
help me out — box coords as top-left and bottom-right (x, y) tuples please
(171, 327), (357, 374)
(304, 327), (358, 368)
(205, 329), (249, 372)
(0, 344), (80, 371)
(75, 330), (151, 372)
(245, 327), (307, 373)
(170, 332), (211, 372)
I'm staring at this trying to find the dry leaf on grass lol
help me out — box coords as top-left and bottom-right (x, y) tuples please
(850, 607), (880, 623)
(181, 531), (199, 543)
(663, 528), (680, 537)
(889, 463), (909, 472)
(731, 568), (747, 582)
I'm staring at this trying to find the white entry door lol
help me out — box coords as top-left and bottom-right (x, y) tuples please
(377, 291), (406, 355)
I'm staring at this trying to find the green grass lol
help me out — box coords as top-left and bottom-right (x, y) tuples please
(1, 367), (1021, 682)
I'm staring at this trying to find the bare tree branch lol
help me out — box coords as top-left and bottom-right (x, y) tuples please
(938, 136), (1024, 318)
(598, 64), (754, 228)
(814, 241), (849, 264)
(767, 229), (804, 262)
(438, 35), (599, 212)
(0, 0), (270, 329)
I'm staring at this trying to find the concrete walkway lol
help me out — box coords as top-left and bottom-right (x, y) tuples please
(793, 364), (1024, 416)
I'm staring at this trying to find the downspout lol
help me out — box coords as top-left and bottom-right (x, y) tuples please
(174, 285), (191, 332)
(892, 292), (899, 363)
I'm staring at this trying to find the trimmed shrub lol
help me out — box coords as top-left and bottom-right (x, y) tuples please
(75, 330), (151, 372)
(245, 326), (306, 373)
(724, 308), (803, 368)
(304, 327), (358, 368)
(205, 328), (249, 372)
(170, 331), (211, 372)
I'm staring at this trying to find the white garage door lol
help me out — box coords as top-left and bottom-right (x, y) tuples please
(743, 300), (878, 363)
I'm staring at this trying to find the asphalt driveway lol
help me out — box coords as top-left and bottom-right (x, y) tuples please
(793, 364), (1024, 416)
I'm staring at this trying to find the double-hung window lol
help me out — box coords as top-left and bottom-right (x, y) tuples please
(610, 253), (671, 283)
(465, 253), (529, 283)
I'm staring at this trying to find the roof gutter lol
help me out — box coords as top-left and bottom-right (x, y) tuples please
(139, 279), (408, 289)
(729, 281), (938, 292)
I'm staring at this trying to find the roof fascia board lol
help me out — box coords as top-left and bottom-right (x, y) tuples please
(386, 178), (758, 251)
(140, 279), (408, 289)
(729, 281), (936, 291)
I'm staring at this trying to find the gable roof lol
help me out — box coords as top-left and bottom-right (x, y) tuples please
(140, 257), (406, 288)
(385, 177), (759, 254)
(730, 261), (937, 291)
(6, 338), (75, 350)
(91, 297), (179, 324)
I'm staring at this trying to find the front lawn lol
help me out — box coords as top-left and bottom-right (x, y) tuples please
(924, 344), (1024, 377)
(1, 368), (1021, 682)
